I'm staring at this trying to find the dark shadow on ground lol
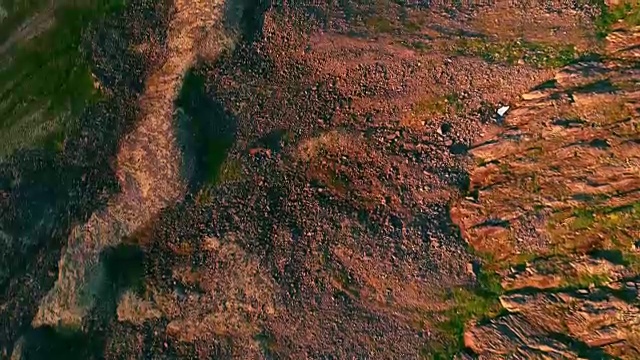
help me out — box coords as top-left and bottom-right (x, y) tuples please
(174, 69), (238, 191)
(16, 326), (104, 360)
(0, 0), (171, 355)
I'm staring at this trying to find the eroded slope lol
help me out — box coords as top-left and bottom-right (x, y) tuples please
(1, 0), (629, 359)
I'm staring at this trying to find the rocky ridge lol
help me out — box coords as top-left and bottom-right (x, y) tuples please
(453, 19), (640, 360)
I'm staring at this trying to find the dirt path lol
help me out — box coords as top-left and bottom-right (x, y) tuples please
(32, 0), (230, 329)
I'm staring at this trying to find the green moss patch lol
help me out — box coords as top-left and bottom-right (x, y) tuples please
(595, 0), (640, 38)
(454, 38), (578, 68)
(423, 271), (504, 359)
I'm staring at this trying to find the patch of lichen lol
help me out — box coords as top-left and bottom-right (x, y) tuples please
(453, 38), (579, 68)
(595, 0), (640, 38)
(422, 270), (504, 359)
(546, 201), (640, 269)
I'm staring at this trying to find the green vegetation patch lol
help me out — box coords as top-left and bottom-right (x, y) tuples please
(414, 93), (463, 117)
(216, 157), (243, 184)
(564, 272), (610, 288)
(454, 38), (578, 68)
(426, 195), (639, 356)
(595, 0), (640, 38)
(177, 70), (241, 206)
(0, 0), (49, 43)
(403, 20), (422, 33)
(0, 0), (124, 158)
(400, 40), (431, 52)
(547, 201), (640, 269)
(423, 271), (504, 359)
(254, 330), (279, 356)
(365, 16), (393, 33)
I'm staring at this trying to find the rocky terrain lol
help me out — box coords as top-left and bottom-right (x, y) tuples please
(453, 19), (640, 359)
(0, 0), (638, 359)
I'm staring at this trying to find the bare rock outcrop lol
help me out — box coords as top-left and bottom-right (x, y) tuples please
(454, 16), (640, 360)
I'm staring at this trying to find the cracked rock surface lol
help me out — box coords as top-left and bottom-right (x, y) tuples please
(453, 19), (640, 360)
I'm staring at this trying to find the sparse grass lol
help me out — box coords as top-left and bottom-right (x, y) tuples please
(400, 40), (431, 52)
(216, 157), (243, 184)
(566, 97), (633, 126)
(563, 272), (610, 288)
(595, 0), (640, 38)
(403, 20), (422, 33)
(402, 94), (463, 128)
(415, 97), (447, 115)
(195, 157), (243, 204)
(503, 168), (544, 195)
(548, 201), (640, 257)
(571, 208), (596, 230)
(254, 331), (278, 355)
(445, 93), (463, 113)
(423, 271), (503, 358)
(505, 252), (540, 269)
(454, 38), (578, 68)
(365, 16), (393, 33)
(475, 157), (488, 166)
(0, 0), (124, 157)
(413, 93), (463, 118)
(612, 79), (640, 92)
(0, 0), (49, 43)
(526, 146), (544, 160)
(619, 249), (640, 272)
(529, 174), (542, 194)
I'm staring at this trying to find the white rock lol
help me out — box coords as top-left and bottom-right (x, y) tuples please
(497, 106), (510, 117)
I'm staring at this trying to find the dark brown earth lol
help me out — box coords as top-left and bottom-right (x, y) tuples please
(1, 0), (639, 359)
